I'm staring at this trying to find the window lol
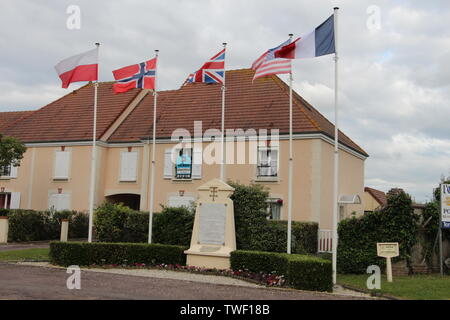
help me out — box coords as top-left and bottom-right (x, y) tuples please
(0, 192), (20, 209)
(267, 199), (282, 220)
(54, 150), (70, 180)
(257, 147), (278, 177)
(0, 164), (18, 179)
(120, 151), (138, 182)
(164, 147), (202, 180)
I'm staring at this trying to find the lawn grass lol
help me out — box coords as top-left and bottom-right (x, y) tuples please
(338, 273), (450, 300)
(0, 248), (49, 262)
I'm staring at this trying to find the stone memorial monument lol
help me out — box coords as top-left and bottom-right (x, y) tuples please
(184, 179), (236, 269)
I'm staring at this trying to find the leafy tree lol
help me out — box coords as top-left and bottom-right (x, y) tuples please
(0, 134), (27, 169)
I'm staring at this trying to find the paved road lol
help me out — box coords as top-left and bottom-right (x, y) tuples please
(0, 263), (365, 300)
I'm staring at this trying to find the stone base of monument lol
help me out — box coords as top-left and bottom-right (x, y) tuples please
(184, 179), (236, 270)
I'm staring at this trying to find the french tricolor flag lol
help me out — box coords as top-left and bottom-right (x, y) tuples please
(54, 48), (99, 88)
(275, 14), (335, 59)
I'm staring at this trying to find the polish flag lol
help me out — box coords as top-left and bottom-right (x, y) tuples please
(275, 14), (335, 59)
(54, 48), (99, 88)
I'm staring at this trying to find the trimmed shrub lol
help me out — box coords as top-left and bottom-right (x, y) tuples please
(230, 250), (332, 292)
(287, 255), (332, 292)
(49, 241), (187, 267)
(94, 202), (134, 242)
(230, 250), (289, 275)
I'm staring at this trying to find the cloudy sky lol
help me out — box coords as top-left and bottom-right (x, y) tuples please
(1, 0), (449, 202)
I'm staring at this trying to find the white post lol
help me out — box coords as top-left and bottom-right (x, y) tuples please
(220, 43), (227, 181)
(287, 34), (294, 254)
(439, 183), (444, 276)
(386, 257), (393, 282)
(148, 50), (159, 244)
(0, 216), (8, 244)
(88, 43), (100, 243)
(332, 7), (339, 284)
(60, 219), (69, 242)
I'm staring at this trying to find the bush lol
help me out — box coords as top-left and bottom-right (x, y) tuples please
(287, 255), (332, 292)
(230, 250), (332, 292)
(94, 203), (195, 245)
(153, 206), (194, 245)
(228, 181), (269, 250)
(337, 189), (419, 274)
(230, 250), (289, 275)
(49, 241), (187, 267)
(5, 209), (88, 242)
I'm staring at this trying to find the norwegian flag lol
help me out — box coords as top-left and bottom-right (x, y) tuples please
(251, 39), (291, 81)
(112, 57), (157, 94)
(187, 49), (225, 84)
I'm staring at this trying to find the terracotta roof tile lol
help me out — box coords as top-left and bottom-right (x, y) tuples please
(2, 83), (140, 143)
(0, 111), (34, 133)
(109, 69), (367, 156)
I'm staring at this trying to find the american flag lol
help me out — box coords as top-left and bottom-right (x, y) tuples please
(251, 39), (292, 81)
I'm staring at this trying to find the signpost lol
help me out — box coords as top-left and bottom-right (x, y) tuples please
(439, 184), (450, 275)
(377, 242), (399, 282)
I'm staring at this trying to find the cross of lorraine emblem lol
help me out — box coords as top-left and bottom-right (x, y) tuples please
(209, 187), (218, 202)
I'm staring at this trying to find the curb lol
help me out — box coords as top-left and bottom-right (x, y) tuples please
(338, 283), (402, 300)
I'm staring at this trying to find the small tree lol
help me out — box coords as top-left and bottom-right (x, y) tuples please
(0, 134), (27, 169)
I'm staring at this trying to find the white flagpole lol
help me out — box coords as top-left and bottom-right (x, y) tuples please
(88, 42), (100, 243)
(148, 50), (159, 244)
(332, 7), (340, 285)
(220, 43), (227, 181)
(287, 34), (294, 254)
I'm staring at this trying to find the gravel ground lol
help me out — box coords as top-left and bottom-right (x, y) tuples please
(0, 262), (375, 300)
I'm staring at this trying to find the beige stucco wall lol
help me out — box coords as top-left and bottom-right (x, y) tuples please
(363, 191), (381, 212)
(0, 137), (366, 229)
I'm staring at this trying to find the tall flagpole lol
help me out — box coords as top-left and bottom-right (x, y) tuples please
(148, 50), (159, 244)
(287, 34), (294, 254)
(332, 7), (340, 285)
(220, 43), (227, 181)
(88, 42), (100, 243)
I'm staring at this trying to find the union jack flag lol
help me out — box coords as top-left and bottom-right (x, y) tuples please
(112, 57), (157, 94)
(187, 49), (225, 84)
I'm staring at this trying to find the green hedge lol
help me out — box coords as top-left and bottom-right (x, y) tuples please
(230, 250), (289, 275)
(337, 189), (418, 274)
(3, 209), (88, 242)
(49, 241), (187, 267)
(230, 250), (332, 292)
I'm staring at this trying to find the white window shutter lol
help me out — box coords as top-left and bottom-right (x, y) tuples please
(10, 165), (18, 178)
(164, 149), (173, 179)
(48, 194), (59, 210)
(192, 148), (202, 179)
(120, 152), (137, 182)
(54, 151), (70, 179)
(59, 194), (71, 210)
(270, 150), (278, 176)
(10, 192), (21, 209)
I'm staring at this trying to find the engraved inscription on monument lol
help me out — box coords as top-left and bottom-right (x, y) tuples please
(199, 203), (227, 245)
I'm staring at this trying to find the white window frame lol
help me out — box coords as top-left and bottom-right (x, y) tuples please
(257, 146), (279, 178)
(267, 198), (282, 220)
(0, 163), (18, 179)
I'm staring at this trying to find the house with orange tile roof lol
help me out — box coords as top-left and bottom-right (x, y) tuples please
(363, 187), (387, 212)
(0, 69), (367, 230)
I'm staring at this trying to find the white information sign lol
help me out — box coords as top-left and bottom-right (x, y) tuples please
(441, 184), (450, 229)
